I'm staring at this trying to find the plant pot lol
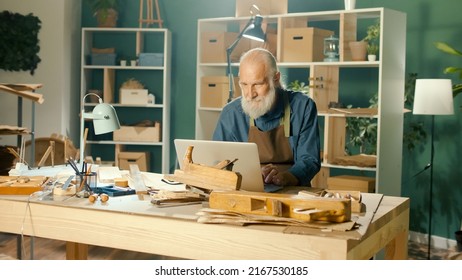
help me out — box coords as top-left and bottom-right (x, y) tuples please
(349, 41), (367, 61)
(368, 54), (377, 61)
(344, 0), (356, 10)
(96, 8), (118, 28)
(456, 230), (462, 252)
(120, 60), (127, 66)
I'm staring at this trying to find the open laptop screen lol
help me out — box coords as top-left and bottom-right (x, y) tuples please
(174, 139), (267, 192)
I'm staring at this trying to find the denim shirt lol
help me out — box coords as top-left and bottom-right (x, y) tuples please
(213, 88), (321, 185)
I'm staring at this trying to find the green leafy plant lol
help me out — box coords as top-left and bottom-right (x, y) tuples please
(86, 0), (119, 24)
(345, 96), (378, 155)
(362, 20), (380, 43)
(435, 42), (462, 99)
(287, 80), (310, 94)
(346, 73), (426, 153)
(362, 20), (380, 57)
(0, 11), (41, 75)
(367, 43), (379, 55)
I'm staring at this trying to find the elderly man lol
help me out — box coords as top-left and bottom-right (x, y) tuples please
(213, 48), (321, 188)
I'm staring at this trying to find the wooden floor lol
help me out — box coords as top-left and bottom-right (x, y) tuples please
(1, 232), (460, 260)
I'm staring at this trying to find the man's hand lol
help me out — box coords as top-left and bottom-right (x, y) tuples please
(261, 164), (299, 186)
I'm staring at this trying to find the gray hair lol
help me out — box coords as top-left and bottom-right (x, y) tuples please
(239, 48), (283, 87)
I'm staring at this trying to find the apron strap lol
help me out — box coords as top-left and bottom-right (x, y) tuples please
(249, 92), (291, 138)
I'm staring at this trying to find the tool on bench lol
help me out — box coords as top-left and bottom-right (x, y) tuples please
(208, 190), (352, 223)
(163, 145), (242, 191)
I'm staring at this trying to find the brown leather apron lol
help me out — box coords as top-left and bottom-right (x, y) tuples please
(248, 92), (294, 172)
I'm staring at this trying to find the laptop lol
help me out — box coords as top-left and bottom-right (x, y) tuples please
(174, 139), (282, 192)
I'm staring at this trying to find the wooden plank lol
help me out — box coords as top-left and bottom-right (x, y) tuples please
(164, 163), (241, 191)
(66, 242), (88, 260)
(209, 190), (351, 222)
(340, 13), (357, 62)
(0, 84), (44, 104)
(0, 176), (47, 195)
(325, 116), (346, 164)
(309, 65), (339, 113)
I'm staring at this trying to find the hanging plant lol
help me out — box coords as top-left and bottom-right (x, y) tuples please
(0, 11), (42, 75)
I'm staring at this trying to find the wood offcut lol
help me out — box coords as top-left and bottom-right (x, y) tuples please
(164, 145), (242, 191)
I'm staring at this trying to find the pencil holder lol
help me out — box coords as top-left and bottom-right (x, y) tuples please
(75, 172), (97, 194)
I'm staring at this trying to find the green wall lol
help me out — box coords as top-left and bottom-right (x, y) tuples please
(82, 0), (462, 241)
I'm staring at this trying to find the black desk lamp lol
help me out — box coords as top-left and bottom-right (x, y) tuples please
(226, 5), (266, 103)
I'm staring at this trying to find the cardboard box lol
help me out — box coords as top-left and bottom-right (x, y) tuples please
(200, 31), (249, 63)
(113, 122), (161, 142)
(119, 89), (148, 105)
(118, 152), (149, 172)
(201, 76), (241, 108)
(281, 27), (334, 62)
(235, 0), (287, 17)
(327, 175), (376, 193)
(250, 32), (277, 58)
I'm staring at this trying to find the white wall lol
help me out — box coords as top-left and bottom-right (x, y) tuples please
(0, 0), (81, 147)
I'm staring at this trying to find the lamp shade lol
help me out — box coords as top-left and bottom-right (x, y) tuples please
(242, 15), (266, 42)
(413, 79), (454, 115)
(91, 103), (120, 134)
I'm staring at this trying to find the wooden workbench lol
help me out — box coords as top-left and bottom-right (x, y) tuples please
(0, 193), (409, 260)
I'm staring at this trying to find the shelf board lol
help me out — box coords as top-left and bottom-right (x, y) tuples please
(198, 8), (384, 24)
(321, 163), (376, 172)
(83, 65), (164, 70)
(86, 140), (163, 146)
(84, 103), (163, 108)
(326, 154), (377, 170)
(319, 108), (379, 118)
(198, 107), (223, 112)
(199, 61), (380, 68)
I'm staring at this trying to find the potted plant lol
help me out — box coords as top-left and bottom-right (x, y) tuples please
(367, 43), (379, 61)
(86, 0), (119, 28)
(287, 80), (310, 95)
(349, 20), (380, 61)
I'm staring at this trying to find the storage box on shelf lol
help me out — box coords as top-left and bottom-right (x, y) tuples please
(81, 27), (171, 173)
(200, 31), (250, 63)
(91, 53), (116, 65)
(250, 32), (278, 58)
(113, 121), (161, 142)
(200, 76), (241, 108)
(118, 151), (149, 172)
(119, 89), (149, 105)
(281, 27), (334, 62)
(327, 175), (376, 193)
(235, 0), (287, 17)
(195, 8), (406, 196)
(139, 53), (164, 66)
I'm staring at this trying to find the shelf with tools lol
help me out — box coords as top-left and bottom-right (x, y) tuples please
(80, 28), (171, 174)
(195, 8), (406, 196)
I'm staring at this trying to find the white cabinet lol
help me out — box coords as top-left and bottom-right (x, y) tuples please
(81, 28), (171, 173)
(195, 8), (406, 196)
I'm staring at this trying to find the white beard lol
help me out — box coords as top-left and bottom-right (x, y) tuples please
(241, 85), (277, 119)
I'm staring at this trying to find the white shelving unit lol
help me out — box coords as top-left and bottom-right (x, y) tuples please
(195, 8), (406, 196)
(81, 27), (171, 174)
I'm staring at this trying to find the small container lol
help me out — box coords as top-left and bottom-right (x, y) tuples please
(75, 172), (97, 197)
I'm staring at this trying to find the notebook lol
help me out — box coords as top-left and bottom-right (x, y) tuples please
(174, 139), (281, 192)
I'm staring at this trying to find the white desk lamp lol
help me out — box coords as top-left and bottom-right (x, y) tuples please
(413, 78), (454, 259)
(80, 93), (120, 163)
